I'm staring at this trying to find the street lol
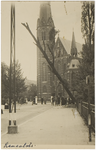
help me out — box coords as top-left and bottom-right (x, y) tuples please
(1, 102), (52, 135)
(1, 102), (95, 149)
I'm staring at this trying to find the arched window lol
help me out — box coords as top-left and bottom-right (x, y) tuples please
(42, 31), (46, 40)
(42, 63), (47, 81)
(58, 61), (60, 73)
(43, 85), (47, 93)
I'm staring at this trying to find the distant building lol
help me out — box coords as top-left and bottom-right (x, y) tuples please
(37, 2), (82, 101)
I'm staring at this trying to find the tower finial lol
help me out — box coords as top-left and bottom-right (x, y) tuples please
(71, 30), (77, 57)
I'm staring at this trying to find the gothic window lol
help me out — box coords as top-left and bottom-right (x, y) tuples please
(42, 31), (46, 40)
(61, 48), (64, 56)
(43, 85), (47, 93)
(58, 61), (61, 73)
(57, 48), (60, 57)
(42, 63), (47, 81)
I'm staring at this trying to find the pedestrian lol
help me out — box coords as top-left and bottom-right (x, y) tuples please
(32, 99), (33, 105)
(61, 96), (64, 105)
(55, 96), (57, 105)
(35, 96), (37, 105)
(44, 98), (46, 104)
(65, 98), (67, 106)
(57, 96), (60, 105)
(41, 97), (43, 104)
(51, 96), (53, 105)
(67, 98), (69, 106)
(54, 97), (56, 106)
(52, 97), (54, 105)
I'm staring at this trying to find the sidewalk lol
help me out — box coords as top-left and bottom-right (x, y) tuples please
(1, 106), (95, 149)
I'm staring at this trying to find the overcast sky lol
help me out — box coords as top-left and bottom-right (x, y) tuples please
(1, 1), (84, 81)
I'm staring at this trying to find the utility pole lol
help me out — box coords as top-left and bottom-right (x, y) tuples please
(86, 75), (91, 142)
(8, 4), (18, 134)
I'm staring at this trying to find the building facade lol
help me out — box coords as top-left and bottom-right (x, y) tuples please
(37, 2), (55, 101)
(37, 2), (82, 101)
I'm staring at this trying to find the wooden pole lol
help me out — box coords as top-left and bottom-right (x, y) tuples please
(86, 75), (91, 142)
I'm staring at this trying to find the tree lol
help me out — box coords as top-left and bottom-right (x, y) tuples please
(76, 1), (94, 104)
(1, 62), (9, 104)
(81, 2), (94, 46)
(26, 84), (37, 101)
(13, 60), (27, 100)
(1, 61), (27, 104)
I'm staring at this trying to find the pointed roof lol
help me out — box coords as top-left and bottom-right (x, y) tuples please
(71, 31), (77, 57)
(58, 37), (82, 57)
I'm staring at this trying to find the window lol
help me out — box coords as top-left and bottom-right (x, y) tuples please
(42, 31), (46, 40)
(42, 63), (47, 81)
(43, 85), (47, 93)
(72, 64), (75, 67)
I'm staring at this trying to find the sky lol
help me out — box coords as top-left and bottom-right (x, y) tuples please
(1, 1), (84, 81)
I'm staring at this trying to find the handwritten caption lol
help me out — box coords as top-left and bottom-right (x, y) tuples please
(4, 142), (35, 148)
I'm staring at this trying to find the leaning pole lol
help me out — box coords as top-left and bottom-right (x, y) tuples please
(8, 4), (18, 134)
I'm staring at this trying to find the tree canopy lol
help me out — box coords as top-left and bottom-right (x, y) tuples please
(76, 1), (94, 104)
(1, 61), (27, 104)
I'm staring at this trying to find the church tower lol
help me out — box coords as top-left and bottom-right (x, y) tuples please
(37, 2), (55, 101)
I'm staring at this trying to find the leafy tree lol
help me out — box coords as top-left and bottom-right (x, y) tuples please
(1, 62), (9, 104)
(10, 60), (27, 100)
(26, 84), (37, 101)
(16, 61), (26, 97)
(76, 1), (94, 104)
(1, 61), (27, 104)
(81, 2), (94, 46)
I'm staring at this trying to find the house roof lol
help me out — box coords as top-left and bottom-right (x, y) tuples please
(59, 37), (82, 56)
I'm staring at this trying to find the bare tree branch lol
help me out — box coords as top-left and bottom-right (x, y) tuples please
(22, 22), (75, 101)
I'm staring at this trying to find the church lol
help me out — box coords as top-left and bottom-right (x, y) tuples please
(37, 2), (82, 101)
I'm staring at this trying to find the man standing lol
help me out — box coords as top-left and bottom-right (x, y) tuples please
(41, 97), (43, 104)
(35, 96), (37, 105)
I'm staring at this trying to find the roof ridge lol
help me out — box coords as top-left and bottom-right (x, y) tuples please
(59, 37), (82, 45)
(59, 37), (71, 42)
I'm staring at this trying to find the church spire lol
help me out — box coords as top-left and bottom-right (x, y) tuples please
(37, 1), (54, 29)
(71, 30), (77, 57)
(40, 2), (52, 23)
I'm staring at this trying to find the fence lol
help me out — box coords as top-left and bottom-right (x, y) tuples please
(77, 101), (95, 132)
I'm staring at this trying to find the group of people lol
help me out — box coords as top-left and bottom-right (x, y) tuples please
(32, 96), (74, 106)
(51, 96), (73, 106)
(41, 97), (46, 104)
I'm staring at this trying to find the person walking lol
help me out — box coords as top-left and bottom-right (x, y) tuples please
(51, 96), (53, 105)
(35, 96), (37, 105)
(52, 97), (54, 105)
(41, 97), (43, 104)
(44, 97), (46, 104)
(61, 96), (64, 105)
